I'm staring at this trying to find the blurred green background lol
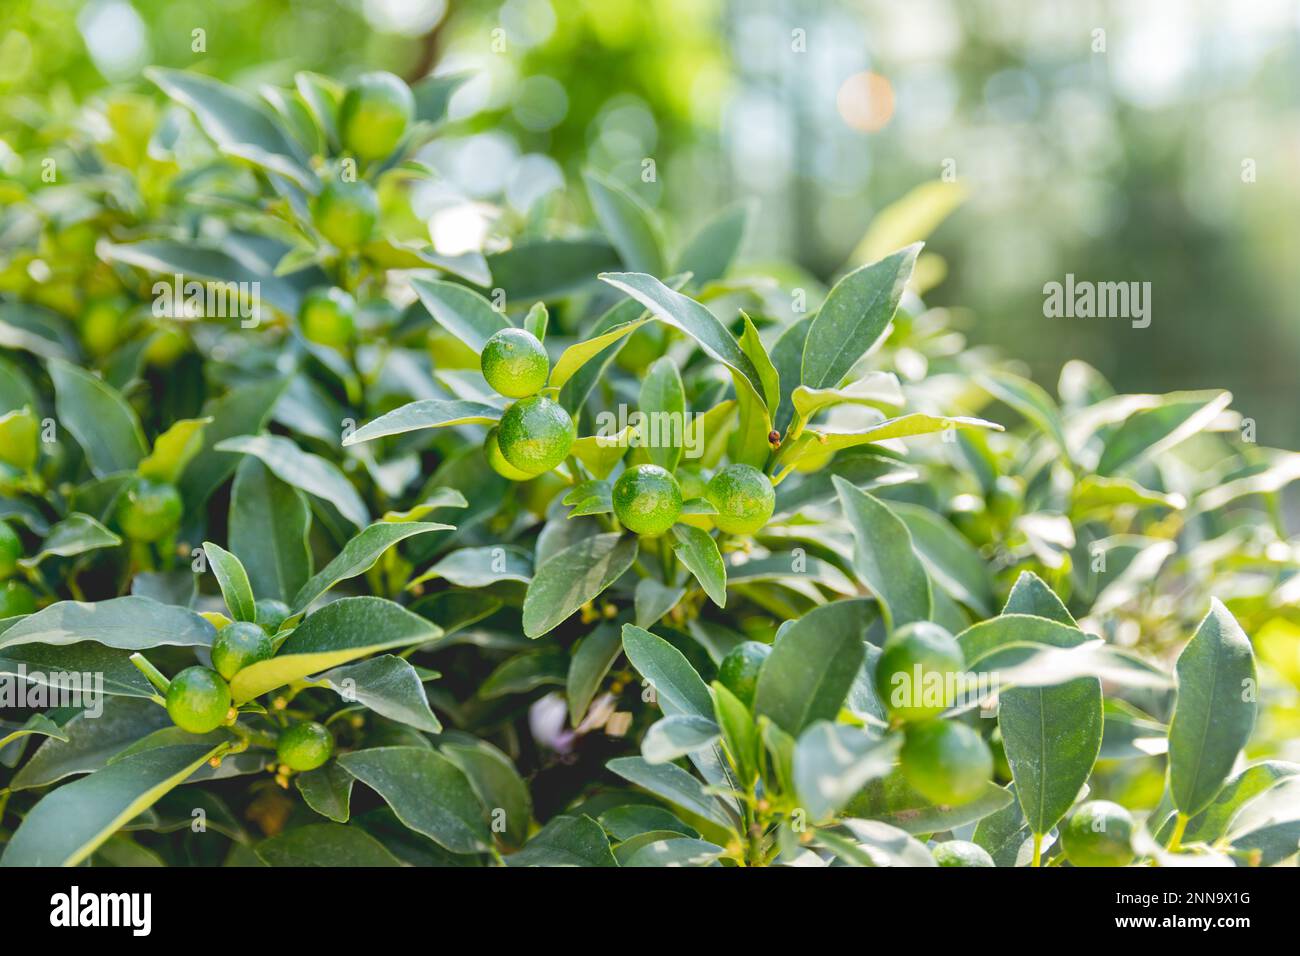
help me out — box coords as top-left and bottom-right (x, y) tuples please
(3, 0), (1298, 445)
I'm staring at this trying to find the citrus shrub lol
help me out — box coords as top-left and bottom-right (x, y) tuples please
(0, 63), (1296, 869)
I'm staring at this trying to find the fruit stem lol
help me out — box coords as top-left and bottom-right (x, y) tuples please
(129, 653), (171, 696)
(1030, 832), (1044, 867)
(1167, 812), (1189, 853)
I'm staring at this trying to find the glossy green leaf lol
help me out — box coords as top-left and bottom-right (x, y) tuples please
(256, 824), (401, 866)
(752, 599), (867, 735)
(800, 244), (919, 390)
(506, 814), (616, 867)
(315, 655), (441, 733)
(216, 433), (369, 529)
(19, 513), (120, 568)
(343, 399), (500, 446)
(640, 356), (686, 470)
(337, 746), (491, 854)
(606, 756), (736, 831)
(643, 714), (720, 764)
(410, 275), (510, 352)
(621, 624), (713, 718)
(204, 541), (256, 623)
(793, 723), (899, 823)
(584, 169), (666, 276)
(669, 524), (726, 609)
(296, 764), (355, 824)
(834, 476), (931, 629)
(48, 359), (146, 477)
(230, 597), (439, 703)
(1097, 390), (1233, 476)
(293, 520), (452, 612)
(566, 622), (622, 724)
(522, 534), (638, 638)
(442, 735), (532, 847)
(1168, 600), (1258, 816)
(229, 457), (312, 605)
(179, 376), (289, 509)
(676, 201), (751, 287)
(0, 596), (214, 652)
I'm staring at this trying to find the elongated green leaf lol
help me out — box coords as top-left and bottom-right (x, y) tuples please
(817, 818), (935, 867)
(643, 715), (720, 764)
(791, 372), (904, 420)
(621, 624), (713, 718)
(9, 699), (170, 790)
(296, 764), (355, 824)
(522, 533), (638, 638)
(623, 837), (725, 867)
(441, 735), (531, 847)
(0, 642), (154, 700)
(891, 502), (993, 615)
(229, 457), (311, 605)
(1, 743), (224, 866)
(1000, 677), (1101, 836)
(337, 746), (491, 854)
(1168, 600), (1258, 816)
(410, 544), (531, 590)
(0, 714), (67, 752)
(598, 272), (769, 415)
(781, 414), (1001, 472)
(976, 370), (1069, 456)
(753, 599), (867, 735)
(585, 170), (666, 276)
(794, 723), (900, 823)
(102, 239), (301, 313)
(634, 578), (685, 627)
(506, 814), (617, 867)
(315, 655), (440, 733)
(230, 597), (439, 704)
(179, 376), (289, 509)
(0, 596), (214, 652)
(567, 622), (622, 724)
(19, 513), (120, 567)
(292, 521), (451, 612)
(551, 317), (653, 391)
(640, 357), (686, 470)
(801, 244), (919, 390)
(957, 613), (1088, 666)
(1002, 571), (1076, 625)
(204, 541), (256, 623)
(410, 276), (510, 352)
(606, 756), (736, 831)
(1098, 390), (1233, 476)
(343, 399), (500, 447)
(216, 433), (368, 529)
(48, 359), (146, 477)
(676, 201), (751, 287)
(257, 823), (401, 866)
(1159, 760), (1300, 846)
(669, 525), (726, 608)
(480, 651), (567, 698)
(711, 680), (759, 786)
(138, 417), (209, 485)
(848, 773), (1015, 835)
(834, 477), (931, 629)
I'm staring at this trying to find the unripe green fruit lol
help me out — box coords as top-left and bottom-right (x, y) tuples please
(705, 463), (775, 535)
(339, 71), (414, 161)
(480, 328), (549, 398)
(932, 840), (995, 867)
(277, 721), (334, 772)
(874, 622), (965, 723)
(256, 598), (292, 633)
(165, 666), (231, 734)
(0, 409), (39, 471)
(612, 464), (682, 536)
(116, 477), (183, 543)
(485, 426), (539, 480)
(497, 396), (576, 476)
(210, 621), (273, 680)
(80, 298), (125, 357)
(900, 719), (993, 806)
(1062, 800), (1135, 867)
(299, 286), (357, 350)
(0, 580), (36, 617)
(0, 519), (21, 579)
(143, 325), (188, 368)
(312, 178), (378, 249)
(718, 640), (771, 709)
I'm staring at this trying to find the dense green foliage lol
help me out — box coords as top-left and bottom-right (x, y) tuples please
(0, 61), (1297, 869)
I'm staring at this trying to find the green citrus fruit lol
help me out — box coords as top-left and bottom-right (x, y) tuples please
(1062, 800), (1135, 867)
(211, 621), (273, 681)
(115, 477), (183, 543)
(278, 721), (334, 772)
(312, 178), (378, 249)
(900, 719), (993, 806)
(484, 426), (540, 480)
(705, 463), (775, 535)
(299, 286), (357, 350)
(874, 622), (965, 723)
(932, 840), (995, 867)
(256, 598), (292, 633)
(80, 297), (125, 357)
(143, 325), (188, 368)
(0, 519), (21, 579)
(612, 463), (682, 536)
(718, 640), (771, 709)
(0, 408), (38, 471)
(497, 396), (576, 476)
(481, 328), (549, 398)
(165, 666), (231, 734)
(0, 580), (36, 617)
(339, 71), (414, 161)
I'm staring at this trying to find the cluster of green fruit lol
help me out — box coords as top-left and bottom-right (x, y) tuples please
(296, 70), (417, 353)
(0, 518), (36, 617)
(479, 329), (777, 537)
(163, 616), (333, 775)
